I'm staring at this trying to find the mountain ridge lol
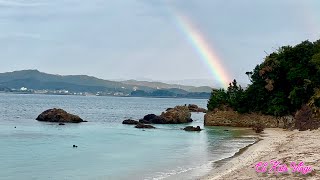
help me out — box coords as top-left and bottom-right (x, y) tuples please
(0, 70), (213, 96)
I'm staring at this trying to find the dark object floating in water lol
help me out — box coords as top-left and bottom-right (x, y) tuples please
(73, 145), (78, 148)
(224, 129), (229, 131)
(14, 126), (16, 128)
(122, 119), (139, 125)
(59, 123), (65, 125)
(36, 108), (86, 123)
(183, 126), (202, 131)
(135, 123), (156, 129)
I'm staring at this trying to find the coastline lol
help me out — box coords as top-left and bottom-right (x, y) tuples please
(201, 128), (320, 180)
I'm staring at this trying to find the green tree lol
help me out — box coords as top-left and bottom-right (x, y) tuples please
(207, 89), (227, 111)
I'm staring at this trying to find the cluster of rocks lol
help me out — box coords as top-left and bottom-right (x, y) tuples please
(122, 106), (203, 131)
(36, 105), (205, 132)
(36, 108), (87, 123)
(122, 119), (156, 129)
(142, 106), (193, 124)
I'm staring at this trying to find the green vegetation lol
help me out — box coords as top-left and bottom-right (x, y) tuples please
(208, 39), (320, 116)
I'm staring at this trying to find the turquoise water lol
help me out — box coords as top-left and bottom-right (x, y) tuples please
(0, 94), (255, 180)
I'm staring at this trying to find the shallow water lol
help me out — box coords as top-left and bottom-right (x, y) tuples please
(0, 93), (255, 180)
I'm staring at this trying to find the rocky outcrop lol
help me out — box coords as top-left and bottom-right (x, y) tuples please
(122, 119), (140, 125)
(135, 123), (156, 129)
(36, 108), (86, 123)
(204, 110), (294, 128)
(187, 104), (207, 113)
(160, 106), (192, 124)
(183, 126), (202, 131)
(139, 106), (192, 124)
(295, 105), (320, 131)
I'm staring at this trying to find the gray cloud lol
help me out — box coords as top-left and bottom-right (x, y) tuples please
(0, 0), (319, 86)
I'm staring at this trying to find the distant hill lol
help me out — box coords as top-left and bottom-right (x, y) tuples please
(121, 80), (213, 93)
(0, 70), (153, 93)
(0, 70), (213, 98)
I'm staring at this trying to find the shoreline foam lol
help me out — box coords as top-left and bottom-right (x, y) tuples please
(201, 128), (320, 180)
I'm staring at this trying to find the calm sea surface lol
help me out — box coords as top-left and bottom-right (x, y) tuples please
(0, 93), (255, 180)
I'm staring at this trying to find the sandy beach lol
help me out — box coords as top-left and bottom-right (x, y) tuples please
(202, 128), (320, 180)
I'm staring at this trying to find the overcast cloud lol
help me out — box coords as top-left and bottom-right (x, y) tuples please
(0, 0), (319, 87)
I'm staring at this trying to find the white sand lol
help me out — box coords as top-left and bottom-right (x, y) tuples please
(202, 128), (320, 180)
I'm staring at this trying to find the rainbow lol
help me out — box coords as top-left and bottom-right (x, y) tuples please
(173, 13), (232, 88)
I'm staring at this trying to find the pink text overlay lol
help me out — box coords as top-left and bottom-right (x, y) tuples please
(255, 160), (312, 175)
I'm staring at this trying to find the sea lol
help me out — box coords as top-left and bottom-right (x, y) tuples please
(0, 93), (256, 180)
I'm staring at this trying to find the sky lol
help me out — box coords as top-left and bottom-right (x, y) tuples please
(0, 0), (319, 87)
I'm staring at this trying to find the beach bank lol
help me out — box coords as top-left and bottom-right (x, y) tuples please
(202, 128), (320, 180)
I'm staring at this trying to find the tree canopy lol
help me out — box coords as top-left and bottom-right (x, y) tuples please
(208, 39), (320, 116)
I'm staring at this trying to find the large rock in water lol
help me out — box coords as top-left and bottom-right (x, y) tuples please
(160, 106), (192, 124)
(36, 108), (85, 123)
(140, 106), (192, 124)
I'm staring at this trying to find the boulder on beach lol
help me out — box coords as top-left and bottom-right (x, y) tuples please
(122, 119), (140, 125)
(135, 123), (156, 129)
(36, 108), (86, 123)
(187, 104), (207, 113)
(183, 126), (202, 131)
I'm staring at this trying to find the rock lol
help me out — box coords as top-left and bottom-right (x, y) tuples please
(140, 106), (192, 124)
(187, 104), (207, 113)
(140, 115), (169, 124)
(160, 106), (192, 124)
(59, 123), (65, 125)
(122, 119), (139, 125)
(149, 116), (167, 124)
(135, 123), (156, 129)
(183, 126), (202, 131)
(295, 105), (320, 131)
(139, 119), (152, 124)
(204, 110), (293, 128)
(139, 116), (167, 124)
(36, 108), (85, 123)
(252, 123), (265, 133)
(143, 114), (157, 121)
